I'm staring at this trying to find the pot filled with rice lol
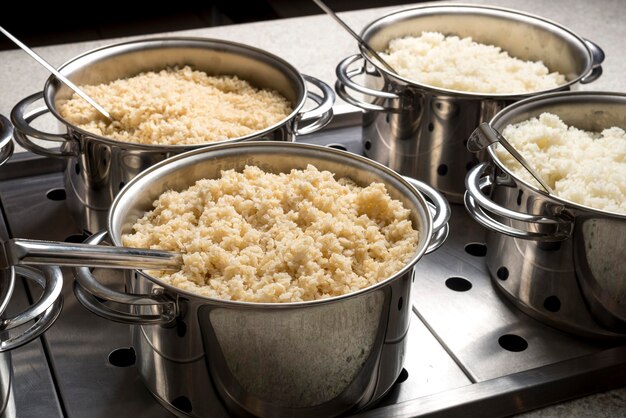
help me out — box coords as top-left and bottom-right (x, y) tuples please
(464, 91), (626, 339)
(11, 38), (335, 232)
(335, 4), (604, 203)
(73, 141), (450, 417)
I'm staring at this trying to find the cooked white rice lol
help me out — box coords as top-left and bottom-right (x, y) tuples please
(499, 113), (626, 213)
(58, 66), (292, 145)
(123, 165), (419, 302)
(379, 32), (566, 94)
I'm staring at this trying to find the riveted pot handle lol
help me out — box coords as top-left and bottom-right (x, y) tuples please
(0, 266), (63, 352)
(580, 39), (604, 84)
(73, 231), (177, 326)
(11, 91), (77, 158)
(293, 75), (335, 136)
(403, 177), (450, 254)
(335, 54), (400, 112)
(465, 163), (572, 241)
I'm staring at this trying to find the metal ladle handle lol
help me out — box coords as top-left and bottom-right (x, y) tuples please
(467, 123), (554, 194)
(312, 0), (397, 74)
(1, 238), (182, 271)
(0, 26), (113, 122)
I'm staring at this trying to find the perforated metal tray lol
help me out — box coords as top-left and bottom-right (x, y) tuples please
(1, 114), (625, 417)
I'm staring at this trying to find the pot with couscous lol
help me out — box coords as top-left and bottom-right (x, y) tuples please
(72, 141), (450, 418)
(11, 38), (335, 233)
(335, 4), (604, 203)
(464, 91), (626, 339)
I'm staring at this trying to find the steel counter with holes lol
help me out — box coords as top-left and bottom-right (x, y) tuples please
(0, 114), (625, 417)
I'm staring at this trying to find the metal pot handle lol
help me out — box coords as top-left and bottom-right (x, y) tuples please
(73, 231), (177, 325)
(403, 177), (450, 254)
(0, 266), (64, 352)
(580, 39), (604, 84)
(335, 54), (400, 112)
(464, 163), (572, 241)
(292, 75), (335, 136)
(11, 91), (77, 158)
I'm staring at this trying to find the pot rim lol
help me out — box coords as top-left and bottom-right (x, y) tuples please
(42, 37), (308, 150)
(359, 3), (594, 99)
(487, 90), (626, 220)
(107, 141), (434, 308)
(0, 115), (12, 150)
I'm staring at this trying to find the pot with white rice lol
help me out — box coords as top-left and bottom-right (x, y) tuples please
(335, 4), (604, 203)
(464, 91), (626, 339)
(72, 141), (450, 417)
(11, 38), (335, 233)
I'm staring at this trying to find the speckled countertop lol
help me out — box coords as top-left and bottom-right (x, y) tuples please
(0, 0), (625, 415)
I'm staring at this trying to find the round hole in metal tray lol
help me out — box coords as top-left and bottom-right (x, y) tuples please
(171, 396), (193, 414)
(543, 296), (562, 313)
(64, 233), (89, 243)
(364, 139), (372, 151)
(497, 267), (509, 281)
(326, 143), (348, 151)
(46, 188), (66, 201)
(108, 347), (136, 367)
(395, 368), (409, 384)
(498, 334), (528, 352)
(464, 243), (487, 257)
(437, 164), (448, 176)
(445, 277), (472, 292)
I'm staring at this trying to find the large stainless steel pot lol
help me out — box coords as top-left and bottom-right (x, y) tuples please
(336, 4), (604, 203)
(464, 91), (626, 339)
(73, 141), (450, 417)
(11, 37), (335, 233)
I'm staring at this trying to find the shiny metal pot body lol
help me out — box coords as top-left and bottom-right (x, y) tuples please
(73, 142), (450, 417)
(336, 4), (604, 203)
(464, 92), (626, 339)
(11, 38), (335, 233)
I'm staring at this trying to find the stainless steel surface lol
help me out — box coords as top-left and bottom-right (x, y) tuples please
(464, 91), (626, 338)
(74, 141), (450, 418)
(0, 26), (113, 122)
(335, 4), (604, 203)
(2, 238), (182, 270)
(0, 120), (624, 417)
(10, 37), (335, 233)
(312, 0), (397, 74)
(0, 116), (13, 168)
(467, 123), (553, 194)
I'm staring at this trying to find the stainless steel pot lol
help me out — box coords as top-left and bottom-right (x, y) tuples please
(11, 37), (335, 233)
(336, 4), (604, 203)
(464, 91), (626, 339)
(73, 141), (450, 417)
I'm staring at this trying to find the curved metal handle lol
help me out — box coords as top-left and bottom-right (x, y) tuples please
(73, 231), (177, 325)
(0, 115), (14, 167)
(464, 163), (572, 241)
(335, 54), (399, 112)
(403, 177), (451, 254)
(293, 74), (335, 136)
(0, 266), (63, 352)
(580, 39), (605, 84)
(10, 91), (76, 158)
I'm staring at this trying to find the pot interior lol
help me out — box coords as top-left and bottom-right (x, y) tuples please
(108, 143), (431, 290)
(362, 5), (591, 82)
(46, 38), (304, 117)
(490, 92), (626, 133)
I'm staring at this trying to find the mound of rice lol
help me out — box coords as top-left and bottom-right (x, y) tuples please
(379, 32), (566, 94)
(499, 113), (626, 213)
(58, 66), (292, 145)
(123, 165), (419, 302)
